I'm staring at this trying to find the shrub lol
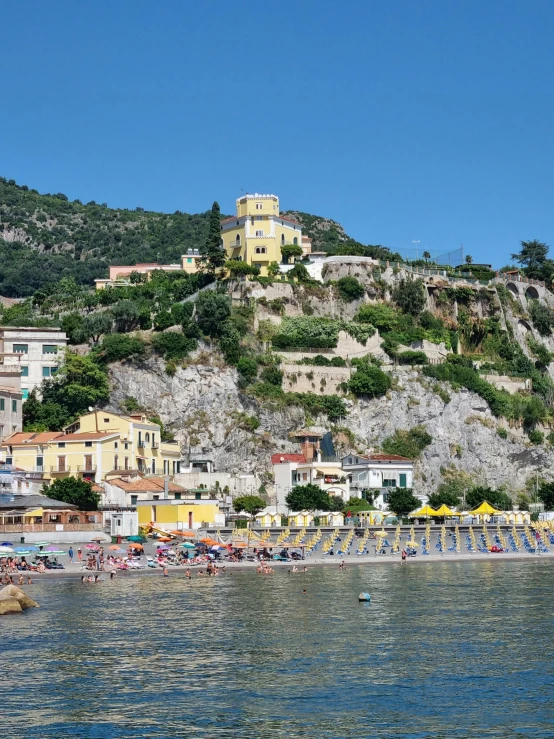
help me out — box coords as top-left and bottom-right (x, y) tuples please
(152, 331), (196, 360)
(93, 333), (145, 363)
(153, 311), (174, 332)
(497, 427), (508, 439)
(528, 429), (544, 444)
(336, 276), (365, 302)
(236, 357), (258, 382)
(355, 303), (398, 331)
(382, 426), (432, 459)
(392, 278), (426, 315)
(272, 317), (374, 350)
(260, 365), (283, 386)
(396, 350), (428, 365)
(348, 365), (391, 397)
(219, 321), (242, 365)
(529, 300), (554, 336)
(196, 291), (231, 337)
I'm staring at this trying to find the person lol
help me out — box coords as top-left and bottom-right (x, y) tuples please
(18, 574), (24, 585)
(163, 567), (169, 577)
(302, 589), (307, 594)
(81, 575), (86, 583)
(26, 576), (32, 585)
(68, 546), (74, 563)
(339, 560), (345, 570)
(185, 569), (191, 580)
(77, 548), (82, 563)
(110, 569), (116, 580)
(401, 549), (407, 564)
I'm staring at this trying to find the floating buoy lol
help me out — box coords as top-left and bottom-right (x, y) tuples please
(358, 592), (371, 602)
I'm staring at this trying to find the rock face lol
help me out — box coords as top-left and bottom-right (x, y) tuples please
(108, 359), (554, 496)
(0, 584), (39, 614)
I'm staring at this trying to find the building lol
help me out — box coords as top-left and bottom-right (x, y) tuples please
(0, 493), (101, 536)
(0, 366), (23, 441)
(136, 499), (225, 531)
(0, 410), (182, 486)
(102, 474), (190, 508)
(0, 326), (67, 399)
(95, 250), (202, 290)
(272, 452), (351, 508)
(220, 193), (303, 275)
(341, 453), (416, 509)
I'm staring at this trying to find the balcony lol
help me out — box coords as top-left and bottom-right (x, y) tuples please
(50, 466), (71, 474)
(137, 440), (146, 448)
(77, 465), (97, 473)
(152, 441), (159, 449)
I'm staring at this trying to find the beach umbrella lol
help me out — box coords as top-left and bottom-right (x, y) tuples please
(158, 537), (173, 543)
(0, 546), (14, 553)
(26, 546), (39, 551)
(0, 541), (13, 547)
(85, 544), (99, 550)
(181, 542), (195, 549)
(170, 530), (195, 537)
(129, 543), (144, 550)
(127, 535), (147, 543)
(111, 548), (127, 555)
(14, 546), (31, 553)
(156, 544), (171, 550)
(46, 545), (61, 551)
(108, 544), (122, 551)
(211, 545), (223, 551)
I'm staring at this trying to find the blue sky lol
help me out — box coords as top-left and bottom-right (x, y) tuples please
(1, 0), (554, 267)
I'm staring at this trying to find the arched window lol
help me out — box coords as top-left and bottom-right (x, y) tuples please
(255, 247), (267, 254)
(281, 234), (285, 245)
(235, 233), (241, 245)
(145, 432), (150, 443)
(293, 237), (298, 245)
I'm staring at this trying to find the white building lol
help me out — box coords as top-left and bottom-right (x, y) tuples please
(0, 327), (67, 399)
(272, 452), (351, 510)
(341, 453), (416, 510)
(0, 366), (22, 441)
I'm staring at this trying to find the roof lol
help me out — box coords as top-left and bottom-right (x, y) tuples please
(108, 476), (187, 493)
(57, 432), (119, 442)
(271, 453), (307, 464)
(0, 385), (22, 395)
(0, 494), (77, 510)
(1, 432), (60, 446)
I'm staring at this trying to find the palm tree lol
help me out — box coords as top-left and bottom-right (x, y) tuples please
(422, 251), (431, 263)
(465, 255), (473, 265)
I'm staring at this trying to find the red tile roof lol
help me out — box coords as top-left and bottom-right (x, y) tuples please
(58, 432), (119, 441)
(108, 476), (186, 493)
(1, 432), (60, 446)
(271, 453), (307, 464)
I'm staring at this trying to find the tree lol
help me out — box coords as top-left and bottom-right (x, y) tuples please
(422, 251), (431, 262)
(111, 300), (140, 333)
(348, 364), (391, 397)
(267, 262), (280, 278)
(511, 239), (553, 280)
(224, 260), (260, 279)
(151, 331), (196, 360)
(201, 201), (226, 272)
(356, 303), (398, 331)
(218, 321), (242, 364)
(427, 490), (461, 509)
(344, 496), (375, 513)
(538, 482), (554, 510)
(392, 278), (426, 315)
(386, 488), (420, 517)
(233, 495), (266, 519)
(285, 484), (333, 512)
(336, 276), (365, 302)
(529, 301), (554, 336)
(382, 426), (432, 459)
(93, 333), (145, 364)
(82, 311), (113, 343)
(465, 255), (473, 265)
(465, 486), (511, 511)
(280, 244), (303, 263)
(287, 262), (310, 282)
(61, 312), (85, 344)
(196, 291), (231, 337)
(43, 477), (100, 511)
(236, 356), (258, 383)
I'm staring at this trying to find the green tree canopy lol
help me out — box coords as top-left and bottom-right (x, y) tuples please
(348, 364), (391, 398)
(511, 239), (554, 280)
(233, 495), (266, 517)
(538, 481), (554, 510)
(427, 490), (462, 509)
(43, 477), (100, 511)
(386, 488), (420, 517)
(285, 484), (334, 512)
(465, 486), (512, 511)
(281, 244), (303, 262)
(336, 276), (365, 302)
(392, 278), (426, 315)
(201, 201), (226, 272)
(196, 291), (231, 337)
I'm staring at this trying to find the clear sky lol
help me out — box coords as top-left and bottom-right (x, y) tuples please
(1, 0), (554, 266)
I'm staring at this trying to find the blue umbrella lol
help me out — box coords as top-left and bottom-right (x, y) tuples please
(0, 542), (13, 547)
(14, 546), (30, 553)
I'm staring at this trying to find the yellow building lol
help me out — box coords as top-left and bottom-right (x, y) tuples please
(220, 193), (303, 275)
(0, 410), (181, 485)
(136, 499), (225, 530)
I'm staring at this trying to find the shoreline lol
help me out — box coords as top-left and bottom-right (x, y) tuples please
(14, 548), (554, 580)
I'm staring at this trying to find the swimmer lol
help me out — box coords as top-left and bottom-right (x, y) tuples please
(18, 575), (24, 585)
(302, 589), (307, 594)
(81, 575), (86, 583)
(110, 569), (116, 580)
(185, 568), (191, 579)
(27, 576), (32, 585)
(163, 567), (169, 577)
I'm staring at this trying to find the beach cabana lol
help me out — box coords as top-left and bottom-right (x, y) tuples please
(468, 501), (503, 517)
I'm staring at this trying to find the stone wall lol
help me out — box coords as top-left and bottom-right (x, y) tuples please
(281, 364), (352, 395)
(276, 330), (386, 363)
(482, 375), (532, 394)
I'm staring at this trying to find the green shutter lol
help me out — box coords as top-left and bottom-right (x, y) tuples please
(399, 474), (407, 488)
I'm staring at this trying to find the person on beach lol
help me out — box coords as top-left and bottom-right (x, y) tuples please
(68, 546), (74, 563)
(81, 575), (86, 583)
(401, 549), (407, 564)
(110, 569), (116, 580)
(18, 574), (24, 585)
(77, 548), (82, 563)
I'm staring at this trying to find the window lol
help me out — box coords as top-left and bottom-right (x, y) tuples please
(42, 367), (55, 378)
(0, 399), (5, 411)
(5, 457), (12, 466)
(13, 344), (28, 354)
(382, 478), (397, 488)
(153, 494), (160, 501)
(255, 230), (264, 237)
(22, 389), (29, 400)
(84, 455), (93, 472)
(254, 247), (267, 254)
(293, 237), (298, 245)
(281, 234), (285, 245)
(104, 418), (110, 423)
(114, 442), (118, 450)
(114, 455), (118, 470)
(399, 473), (407, 488)
(187, 258), (192, 263)
(256, 202), (262, 209)
(124, 442), (129, 450)
(130, 495), (138, 505)
(21, 366), (28, 377)
(57, 442), (66, 448)
(57, 456), (66, 472)
(174, 492), (181, 500)
(195, 492), (201, 500)
(256, 215), (263, 221)
(235, 234), (241, 244)
(12, 400), (17, 413)
(124, 457), (129, 470)
(151, 434), (155, 446)
(145, 432), (150, 443)
(36, 456), (44, 471)
(151, 460), (156, 474)
(42, 345), (57, 354)
(85, 441), (92, 448)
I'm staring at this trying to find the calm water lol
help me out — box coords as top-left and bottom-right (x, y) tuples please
(3, 560), (554, 739)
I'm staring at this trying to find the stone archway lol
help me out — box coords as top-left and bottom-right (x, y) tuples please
(506, 282), (519, 296)
(525, 285), (540, 300)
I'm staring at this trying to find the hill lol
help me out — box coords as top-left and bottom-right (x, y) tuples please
(0, 177), (373, 297)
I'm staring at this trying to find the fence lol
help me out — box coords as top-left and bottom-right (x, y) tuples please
(0, 523), (102, 533)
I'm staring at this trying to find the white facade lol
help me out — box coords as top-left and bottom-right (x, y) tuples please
(341, 453), (415, 510)
(0, 366), (22, 441)
(273, 454), (351, 508)
(0, 327), (67, 399)
(110, 511), (139, 537)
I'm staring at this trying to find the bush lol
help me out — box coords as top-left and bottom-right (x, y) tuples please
(153, 311), (174, 332)
(529, 300), (554, 336)
(93, 333), (145, 363)
(237, 357), (258, 382)
(392, 278), (426, 315)
(151, 331), (196, 361)
(355, 303), (398, 331)
(396, 350), (428, 365)
(272, 317), (374, 350)
(218, 321), (242, 365)
(348, 364), (391, 397)
(497, 427), (508, 439)
(260, 365), (283, 386)
(196, 291), (231, 337)
(336, 276), (365, 302)
(528, 429), (544, 444)
(382, 426), (432, 459)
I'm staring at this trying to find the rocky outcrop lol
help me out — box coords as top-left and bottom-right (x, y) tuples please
(0, 585), (39, 615)
(108, 359), (553, 496)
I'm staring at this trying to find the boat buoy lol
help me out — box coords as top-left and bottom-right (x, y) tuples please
(358, 592), (371, 602)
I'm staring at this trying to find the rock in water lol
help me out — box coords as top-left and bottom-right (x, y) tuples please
(0, 598), (23, 615)
(0, 584), (39, 610)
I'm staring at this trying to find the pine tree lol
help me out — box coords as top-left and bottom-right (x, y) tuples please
(201, 201), (225, 272)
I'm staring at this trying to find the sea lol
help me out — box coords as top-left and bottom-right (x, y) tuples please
(3, 559), (554, 739)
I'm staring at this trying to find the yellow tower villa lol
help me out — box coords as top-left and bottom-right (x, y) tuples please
(220, 193), (302, 275)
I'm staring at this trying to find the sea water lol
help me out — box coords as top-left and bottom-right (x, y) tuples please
(3, 559), (554, 738)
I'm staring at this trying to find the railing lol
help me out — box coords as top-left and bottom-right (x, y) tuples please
(0, 523), (102, 533)
(77, 465), (97, 472)
(50, 465), (71, 473)
(137, 440), (145, 448)
(151, 442), (159, 449)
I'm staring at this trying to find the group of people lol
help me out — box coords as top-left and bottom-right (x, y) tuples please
(2, 573), (32, 585)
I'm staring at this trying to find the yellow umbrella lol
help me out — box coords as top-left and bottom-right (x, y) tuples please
(430, 504), (460, 517)
(409, 505), (437, 518)
(469, 501), (503, 516)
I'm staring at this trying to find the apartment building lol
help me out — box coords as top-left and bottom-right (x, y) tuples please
(0, 410), (181, 485)
(94, 250), (202, 290)
(0, 366), (22, 441)
(0, 326), (67, 399)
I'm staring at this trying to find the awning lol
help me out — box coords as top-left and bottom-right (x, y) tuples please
(23, 508), (43, 517)
(468, 501), (503, 516)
